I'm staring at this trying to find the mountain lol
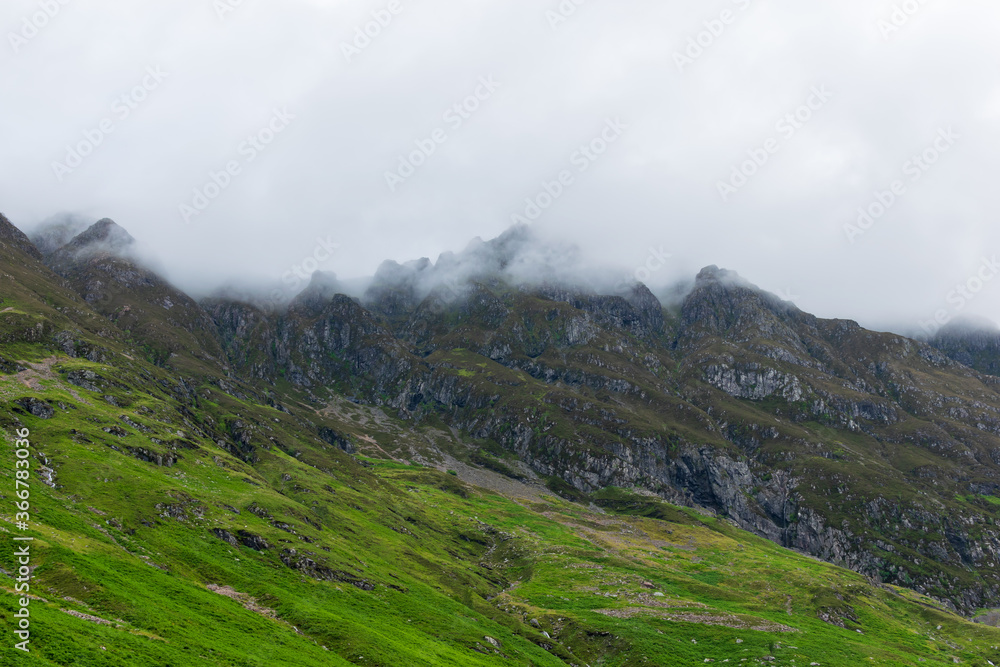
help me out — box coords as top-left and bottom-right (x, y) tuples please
(41, 218), (226, 373)
(27, 213), (91, 257)
(4, 212), (1000, 665)
(46, 217), (137, 271)
(930, 317), (1000, 378)
(0, 211), (44, 261)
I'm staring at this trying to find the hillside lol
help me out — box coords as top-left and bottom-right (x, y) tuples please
(211, 226), (1000, 615)
(3, 212), (1000, 665)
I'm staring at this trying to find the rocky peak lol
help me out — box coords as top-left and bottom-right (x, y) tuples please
(65, 218), (135, 254)
(28, 213), (91, 257)
(371, 257), (432, 287)
(622, 282), (665, 334)
(48, 218), (136, 274)
(364, 259), (430, 320)
(679, 265), (803, 348)
(482, 223), (535, 268)
(694, 264), (746, 286)
(0, 211), (43, 261)
(305, 269), (342, 294)
(365, 224), (588, 320)
(288, 271), (345, 313)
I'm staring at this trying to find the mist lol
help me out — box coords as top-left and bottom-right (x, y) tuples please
(3, 0), (999, 335)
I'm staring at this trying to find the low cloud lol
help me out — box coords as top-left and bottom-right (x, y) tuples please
(2, 0), (998, 333)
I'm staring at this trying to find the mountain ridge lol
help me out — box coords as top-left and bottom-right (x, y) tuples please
(5, 210), (1000, 664)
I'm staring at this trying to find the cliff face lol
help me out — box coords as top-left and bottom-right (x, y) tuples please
(16, 214), (1000, 614)
(347, 265), (1000, 613)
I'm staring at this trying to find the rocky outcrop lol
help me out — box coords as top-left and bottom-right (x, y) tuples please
(279, 549), (375, 590)
(0, 212), (43, 260)
(15, 397), (55, 419)
(318, 427), (355, 454)
(211, 529), (272, 551)
(704, 363), (805, 401)
(277, 294), (420, 395)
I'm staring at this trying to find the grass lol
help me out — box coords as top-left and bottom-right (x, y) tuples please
(3, 227), (1000, 664)
(3, 354), (1000, 665)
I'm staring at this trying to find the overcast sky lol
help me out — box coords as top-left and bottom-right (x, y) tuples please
(2, 0), (999, 333)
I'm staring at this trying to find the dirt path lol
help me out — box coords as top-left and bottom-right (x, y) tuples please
(1, 356), (88, 403)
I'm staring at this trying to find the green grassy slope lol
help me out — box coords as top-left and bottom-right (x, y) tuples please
(4, 214), (1000, 664)
(2, 350), (1000, 665)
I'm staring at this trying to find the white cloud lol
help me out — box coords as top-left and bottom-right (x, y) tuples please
(2, 0), (999, 333)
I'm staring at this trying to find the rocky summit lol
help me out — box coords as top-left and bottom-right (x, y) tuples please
(4, 214), (1000, 665)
